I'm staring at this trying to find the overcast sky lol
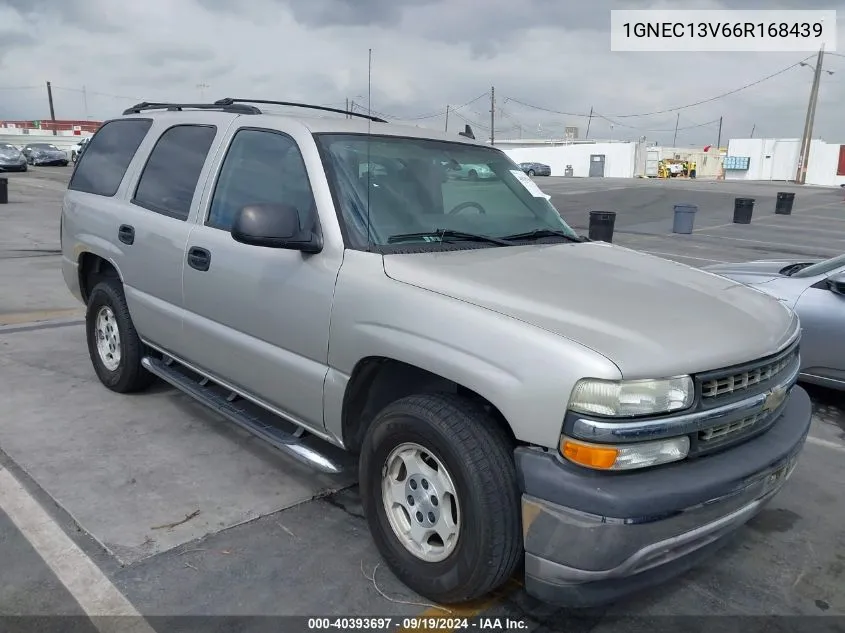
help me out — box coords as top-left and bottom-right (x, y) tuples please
(0, 0), (842, 146)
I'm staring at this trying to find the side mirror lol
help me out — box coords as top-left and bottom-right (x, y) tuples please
(826, 272), (845, 295)
(231, 203), (322, 253)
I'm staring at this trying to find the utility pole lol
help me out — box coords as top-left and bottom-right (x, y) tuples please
(345, 98), (349, 118)
(489, 86), (495, 145)
(716, 116), (723, 153)
(750, 124), (755, 138)
(797, 45), (825, 184)
(672, 113), (680, 146)
(196, 82), (209, 100)
(46, 81), (56, 136)
(82, 85), (89, 120)
(585, 106), (593, 138)
(445, 105), (449, 132)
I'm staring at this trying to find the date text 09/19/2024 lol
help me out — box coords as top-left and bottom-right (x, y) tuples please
(307, 617), (528, 630)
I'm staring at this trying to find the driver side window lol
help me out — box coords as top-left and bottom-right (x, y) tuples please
(207, 128), (316, 232)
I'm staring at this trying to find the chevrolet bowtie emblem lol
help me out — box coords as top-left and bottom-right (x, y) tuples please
(762, 385), (788, 412)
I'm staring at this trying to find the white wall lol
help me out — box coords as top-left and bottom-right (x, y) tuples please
(500, 142), (637, 178)
(0, 129), (92, 151)
(725, 137), (845, 186)
(806, 141), (845, 187)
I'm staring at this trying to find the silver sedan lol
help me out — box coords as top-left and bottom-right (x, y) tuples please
(705, 254), (845, 391)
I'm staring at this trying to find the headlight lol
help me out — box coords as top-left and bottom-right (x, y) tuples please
(561, 435), (690, 470)
(568, 376), (693, 417)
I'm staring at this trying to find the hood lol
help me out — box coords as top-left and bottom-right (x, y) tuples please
(383, 243), (798, 378)
(0, 148), (22, 159)
(704, 259), (820, 285)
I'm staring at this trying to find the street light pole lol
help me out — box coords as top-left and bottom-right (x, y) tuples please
(796, 46), (825, 184)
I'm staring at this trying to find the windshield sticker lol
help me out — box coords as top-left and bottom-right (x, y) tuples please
(509, 170), (551, 199)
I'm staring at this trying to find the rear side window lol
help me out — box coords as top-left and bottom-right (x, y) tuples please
(132, 125), (217, 221)
(68, 119), (152, 197)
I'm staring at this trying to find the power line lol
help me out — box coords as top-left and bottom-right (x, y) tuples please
(597, 115), (720, 133)
(0, 86), (40, 91)
(503, 54), (814, 119)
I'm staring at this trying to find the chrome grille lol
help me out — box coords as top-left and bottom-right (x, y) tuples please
(700, 346), (798, 400)
(699, 410), (767, 443)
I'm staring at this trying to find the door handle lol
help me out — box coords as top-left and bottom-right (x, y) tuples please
(187, 246), (211, 271)
(118, 224), (135, 245)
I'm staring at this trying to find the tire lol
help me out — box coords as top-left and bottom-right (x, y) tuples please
(359, 393), (522, 604)
(468, 170), (478, 181)
(85, 278), (154, 393)
(527, 170), (535, 176)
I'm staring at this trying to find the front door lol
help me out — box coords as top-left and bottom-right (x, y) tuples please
(179, 126), (342, 432)
(589, 154), (606, 177)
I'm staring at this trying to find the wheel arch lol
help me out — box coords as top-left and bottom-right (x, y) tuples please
(77, 251), (124, 304)
(340, 355), (517, 455)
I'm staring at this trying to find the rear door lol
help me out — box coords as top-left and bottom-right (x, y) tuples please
(110, 117), (227, 353)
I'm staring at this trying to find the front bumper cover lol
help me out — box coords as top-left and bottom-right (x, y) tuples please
(515, 385), (812, 607)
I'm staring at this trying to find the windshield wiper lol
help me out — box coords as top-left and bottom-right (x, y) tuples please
(387, 229), (513, 246)
(501, 228), (586, 243)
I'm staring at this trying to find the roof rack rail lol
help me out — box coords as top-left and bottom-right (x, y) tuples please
(122, 101), (261, 116)
(213, 98), (387, 123)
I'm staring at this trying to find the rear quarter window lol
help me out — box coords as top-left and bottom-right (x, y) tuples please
(68, 119), (153, 197)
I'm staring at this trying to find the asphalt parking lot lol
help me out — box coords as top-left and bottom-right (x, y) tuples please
(1, 167), (844, 632)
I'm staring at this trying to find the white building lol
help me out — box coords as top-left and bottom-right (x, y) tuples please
(725, 138), (845, 187)
(496, 139), (643, 178)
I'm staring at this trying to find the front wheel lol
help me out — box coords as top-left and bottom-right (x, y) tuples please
(527, 169), (535, 176)
(359, 393), (522, 604)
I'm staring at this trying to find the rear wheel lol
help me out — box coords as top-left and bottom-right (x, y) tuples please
(468, 169), (478, 181)
(359, 393), (522, 604)
(85, 278), (154, 393)
(527, 169), (535, 176)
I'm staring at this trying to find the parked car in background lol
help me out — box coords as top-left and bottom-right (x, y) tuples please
(71, 137), (91, 163)
(22, 143), (69, 167)
(519, 162), (551, 176)
(705, 254), (845, 391)
(449, 161), (496, 181)
(0, 143), (27, 172)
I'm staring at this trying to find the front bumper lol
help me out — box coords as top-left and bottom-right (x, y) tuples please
(516, 385), (812, 607)
(0, 162), (27, 171)
(33, 157), (69, 166)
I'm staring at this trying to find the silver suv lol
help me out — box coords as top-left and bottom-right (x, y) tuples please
(60, 98), (812, 608)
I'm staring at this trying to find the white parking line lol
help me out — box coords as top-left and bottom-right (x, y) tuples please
(690, 234), (844, 254)
(639, 250), (730, 263)
(0, 466), (156, 632)
(807, 436), (845, 453)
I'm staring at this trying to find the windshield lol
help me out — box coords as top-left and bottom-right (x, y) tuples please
(32, 144), (56, 150)
(792, 253), (845, 278)
(315, 134), (578, 250)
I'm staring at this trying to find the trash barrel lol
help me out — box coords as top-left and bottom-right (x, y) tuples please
(775, 192), (795, 215)
(733, 198), (755, 224)
(0, 177), (8, 205)
(564, 165), (574, 177)
(588, 210), (616, 242)
(672, 203), (698, 234)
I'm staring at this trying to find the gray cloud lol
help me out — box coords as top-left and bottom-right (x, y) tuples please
(0, 0), (841, 147)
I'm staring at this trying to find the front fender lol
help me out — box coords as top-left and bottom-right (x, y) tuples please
(324, 251), (621, 449)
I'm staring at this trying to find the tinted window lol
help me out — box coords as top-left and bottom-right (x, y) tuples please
(207, 129), (316, 232)
(133, 125), (217, 221)
(69, 119), (152, 197)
